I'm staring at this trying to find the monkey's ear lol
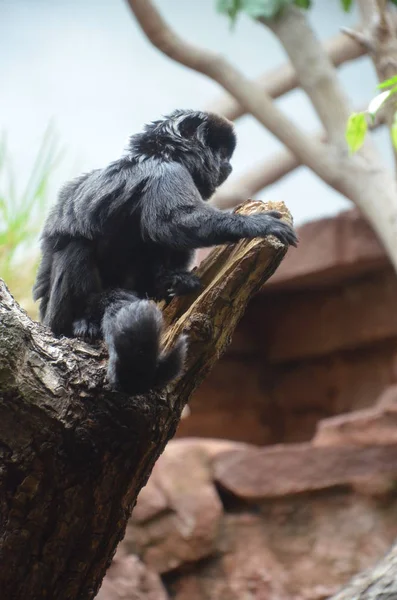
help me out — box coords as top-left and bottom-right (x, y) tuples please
(205, 114), (237, 158)
(178, 113), (205, 138)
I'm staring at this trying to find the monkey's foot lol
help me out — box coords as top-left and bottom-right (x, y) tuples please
(72, 318), (101, 340)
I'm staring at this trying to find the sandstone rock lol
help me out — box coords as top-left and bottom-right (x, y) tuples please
(265, 209), (387, 291)
(125, 440), (233, 573)
(314, 393), (397, 447)
(176, 358), (281, 445)
(377, 383), (397, 407)
(170, 515), (289, 600)
(96, 552), (168, 600)
(132, 476), (168, 524)
(195, 210), (387, 292)
(254, 270), (397, 362)
(170, 491), (397, 600)
(214, 444), (397, 499)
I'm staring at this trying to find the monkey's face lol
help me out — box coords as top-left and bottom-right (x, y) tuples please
(164, 110), (236, 199)
(129, 109), (236, 199)
(217, 148), (233, 186)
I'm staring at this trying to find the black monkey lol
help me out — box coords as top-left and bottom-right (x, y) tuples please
(33, 109), (297, 395)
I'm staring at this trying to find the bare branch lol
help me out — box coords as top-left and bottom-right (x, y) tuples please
(213, 110), (385, 210)
(356, 0), (397, 174)
(341, 27), (374, 51)
(358, 0), (379, 24)
(125, 0), (341, 190)
(126, 0), (397, 276)
(262, 5), (351, 149)
(208, 30), (367, 122)
(213, 150), (299, 210)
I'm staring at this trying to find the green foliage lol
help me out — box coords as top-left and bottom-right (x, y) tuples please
(345, 77), (397, 154)
(377, 76), (397, 90)
(367, 89), (394, 122)
(216, 0), (309, 24)
(391, 112), (397, 151)
(216, 0), (358, 23)
(340, 0), (352, 11)
(338, 0), (397, 9)
(345, 113), (368, 154)
(0, 124), (62, 315)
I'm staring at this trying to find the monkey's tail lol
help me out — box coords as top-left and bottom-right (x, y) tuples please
(102, 298), (187, 395)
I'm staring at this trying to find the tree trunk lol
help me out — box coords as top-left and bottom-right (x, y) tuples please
(0, 201), (290, 599)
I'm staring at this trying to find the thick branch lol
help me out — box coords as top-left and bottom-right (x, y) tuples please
(0, 201), (290, 599)
(213, 110), (385, 210)
(126, 0), (397, 276)
(262, 5), (351, 149)
(207, 30), (367, 122)
(329, 539), (397, 599)
(125, 0), (341, 190)
(355, 0), (397, 172)
(213, 150), (299, 209)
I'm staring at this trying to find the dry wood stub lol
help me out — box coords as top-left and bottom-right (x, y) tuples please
(0, 200), (291, 599)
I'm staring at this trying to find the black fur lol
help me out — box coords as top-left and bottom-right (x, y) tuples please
(33, 109), (297, 395)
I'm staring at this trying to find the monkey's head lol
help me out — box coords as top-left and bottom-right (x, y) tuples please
(129, 110), (236, 200)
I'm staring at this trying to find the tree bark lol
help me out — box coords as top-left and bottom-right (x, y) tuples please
(0, 201), (290, 599)
(330, 538), (397, 600)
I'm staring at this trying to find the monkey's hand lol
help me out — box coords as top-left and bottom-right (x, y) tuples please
(248, 211), (298, 247)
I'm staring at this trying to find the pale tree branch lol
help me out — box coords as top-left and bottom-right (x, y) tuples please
(126, 0), (397, 276)
(213, 150), (299, 210)
(125, 0), (342, 191)
(340, 26), (375, 51)
(261, 5), (351, 150)
(213, 110), (385, 210)
(358, 0), (380, 25)
(207, 30), (367, 122)
(354, 0), (397, 173)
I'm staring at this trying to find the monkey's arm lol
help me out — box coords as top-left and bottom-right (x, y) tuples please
(141, 163), (297, 250)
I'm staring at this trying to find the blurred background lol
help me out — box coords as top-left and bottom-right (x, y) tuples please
(3, 2), (397, 599)
(0, 0), (391, 310)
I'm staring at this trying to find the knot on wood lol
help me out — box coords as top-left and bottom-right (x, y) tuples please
(186, 314), (214, 342)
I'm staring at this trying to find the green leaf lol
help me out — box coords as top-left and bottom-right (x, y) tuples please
(294, 0), (311, 8)
(216, 0), (241, 24)
(340, 0), (352, 11)
(216, 0), (294, 21)
(367, 89), (392, 120)
(242, 0), (293, 19)
(391, 112), (397, 151)
(345, 112), (368, 154)
(377, 75), (397, 90)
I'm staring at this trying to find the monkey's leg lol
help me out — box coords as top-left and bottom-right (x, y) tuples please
(44, 238), (101, 337)
(72, 289), (136, 340)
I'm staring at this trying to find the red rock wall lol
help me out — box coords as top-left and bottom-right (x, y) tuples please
(98, 210), (397, 600)
(179, 211), (397, 444)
